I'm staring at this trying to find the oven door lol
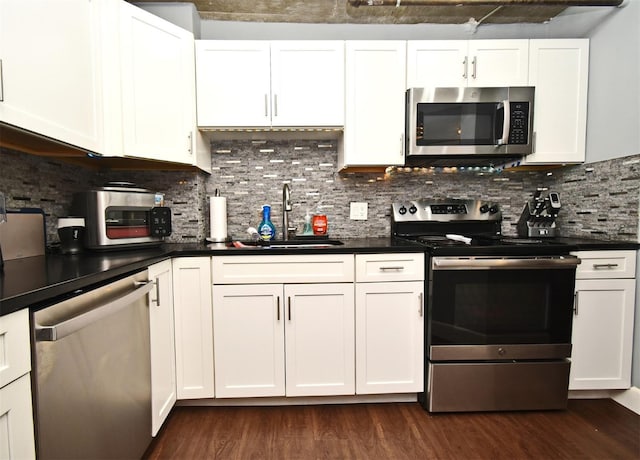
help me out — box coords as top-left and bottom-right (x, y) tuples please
(428, 255), (579, 361)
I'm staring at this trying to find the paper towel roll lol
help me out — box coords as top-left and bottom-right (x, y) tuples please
(209, 196), (227, 242)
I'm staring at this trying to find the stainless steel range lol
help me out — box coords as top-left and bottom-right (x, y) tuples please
(391, 199), (581, 412)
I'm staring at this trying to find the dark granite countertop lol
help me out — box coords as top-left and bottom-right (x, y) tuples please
(1, 236), (636, 317)
(0, 238), (421, 316)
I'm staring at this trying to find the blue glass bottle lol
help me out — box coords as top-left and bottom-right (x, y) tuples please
(258, 205), (276, 241)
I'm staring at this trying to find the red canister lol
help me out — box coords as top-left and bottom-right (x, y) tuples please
(312, 214), (328, 236)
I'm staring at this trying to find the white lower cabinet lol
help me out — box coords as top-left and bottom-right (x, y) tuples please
(212, 254), (355, 398)
(0, 309), (35, 459)
(569, 251), (637, 390)
(148, 260), (177, 436)
(172, 257), (214, 399)
(355, 254), (425, 394)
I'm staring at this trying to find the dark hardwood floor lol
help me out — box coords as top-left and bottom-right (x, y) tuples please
(145, 399), (639, 459)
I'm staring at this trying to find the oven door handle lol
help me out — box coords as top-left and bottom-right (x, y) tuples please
(432, 256), (581, 270)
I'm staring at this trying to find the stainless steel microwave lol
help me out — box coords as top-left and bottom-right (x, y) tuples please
(405, 86), (535, 165)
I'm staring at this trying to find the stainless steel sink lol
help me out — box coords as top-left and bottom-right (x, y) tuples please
(235, 239), (344, 249)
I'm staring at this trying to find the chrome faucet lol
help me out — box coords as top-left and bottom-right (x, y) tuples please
(282, 183), (293, 240)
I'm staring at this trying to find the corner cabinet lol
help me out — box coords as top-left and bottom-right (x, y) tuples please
(211, 255), (355, 398)
(172, 257), (214, 399)
(117, 1), (197, 164)
(0, 309), (36, 459)
(341, 41), (407, 169)
(523, 39), (589, 165)
(406, 40), (529, 88)
(195, 40), (344, 128)
(0, 0), (103, 153)
(355, 253), (425, 394)
(569, 250), (636, 390)
(147, 260), (176, 436)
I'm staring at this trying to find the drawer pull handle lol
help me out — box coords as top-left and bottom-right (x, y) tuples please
(419, 292), (424, 317)
(573, 292), (579, 316)
(288, 297), (292, 321)
(593, 263), (619, 270)
(277, 296), (281, 321)
(379, 266), (405, 271)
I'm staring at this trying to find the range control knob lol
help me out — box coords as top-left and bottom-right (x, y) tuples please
(409, 205), (418, 214)
(489, 205), (500, 214)
(479, 204), (490, 213)
(398, 206), (407, 215)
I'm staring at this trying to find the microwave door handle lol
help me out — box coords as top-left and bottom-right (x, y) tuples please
(496, 100), (510, 146)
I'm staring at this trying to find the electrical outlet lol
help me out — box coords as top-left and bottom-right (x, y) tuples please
(350, 202), (368, 220)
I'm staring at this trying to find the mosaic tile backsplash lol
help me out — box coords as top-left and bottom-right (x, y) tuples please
(1, 143), (638, 246)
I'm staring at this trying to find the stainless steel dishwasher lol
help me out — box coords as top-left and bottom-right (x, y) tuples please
(32, 270), (154, 460)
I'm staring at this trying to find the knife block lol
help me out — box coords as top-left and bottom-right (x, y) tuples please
(516, 202), (558, 238)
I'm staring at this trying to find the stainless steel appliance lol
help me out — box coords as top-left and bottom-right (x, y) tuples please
(71, 182), (171, 250)
(32, 270), (154, 459)
(405, 86), (534, 165)
(391, 198), (580, 412)
(517, 188), (561, 238)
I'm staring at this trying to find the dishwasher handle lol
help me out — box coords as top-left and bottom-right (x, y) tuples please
(35, 280), (154, 342)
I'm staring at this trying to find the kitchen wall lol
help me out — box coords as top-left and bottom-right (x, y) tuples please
(1, 145), (638, 246)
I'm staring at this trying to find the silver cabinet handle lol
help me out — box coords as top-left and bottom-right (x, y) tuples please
(150, 279), (160, 305)
(277, 296), (281, 321)
(35, 280), (154, 341)
(399, 133), (404, 158)
(379, 266), (405, 271)
(187, 132), (193, 155)
(0, 59), (4, 102)
(593, 263), (619, 270)
(573, 292), (579, 316)
(462, 56), (467, 79)
(419, 292), (424, 317)
(264, 94), (269, 117)
(471, 56), (477, 79)
(274, 94), (278, 117)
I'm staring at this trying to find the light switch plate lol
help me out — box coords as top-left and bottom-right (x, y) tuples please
(350, 202), (368, 220)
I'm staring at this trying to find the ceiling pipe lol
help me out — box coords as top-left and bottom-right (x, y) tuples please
(349, 0), (624, 6)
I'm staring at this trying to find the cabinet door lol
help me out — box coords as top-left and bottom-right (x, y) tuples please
(406, 41), (468, 88)
(212, 284), (286, 398)
(119, 2), (195, 163)
(148, 260), (176, 436)
(355, 281), (424, 394)
(468, 40), (529, 87)
(343, 41), (406, 168)
(270, 41), (344, 126)
(569, 278), (636, 390)
(525, 39), (589, 165)
(172, 257), (214, 399)
(0, 0), (103, 152)
(0, 374), (35, 460)
(195, 41), (271, 127)
(284, 283), (355, 396)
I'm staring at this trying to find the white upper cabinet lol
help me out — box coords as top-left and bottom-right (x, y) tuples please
(117, 1), (196, 164)
(270, 41), (344, 127)
(524, 39), (589, 165)
(0, 0), (104, 153)
(195, 40), (344, 128)
(341, 41), (406, 169)
(407, 40), (529, 88)
(195, 41), (272, 127)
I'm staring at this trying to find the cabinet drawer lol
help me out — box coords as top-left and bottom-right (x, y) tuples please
(356, 253), (424, 282)
(572, 251), (636, 279)
(0, 309), (31, 388)
(212, 254), (354, 284)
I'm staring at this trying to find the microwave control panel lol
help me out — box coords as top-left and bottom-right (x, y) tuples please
(508, 102), (530, 145)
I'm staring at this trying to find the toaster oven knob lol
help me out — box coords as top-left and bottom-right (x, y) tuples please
(409, 205), (418, 214)
(398, 206), (407, 215)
